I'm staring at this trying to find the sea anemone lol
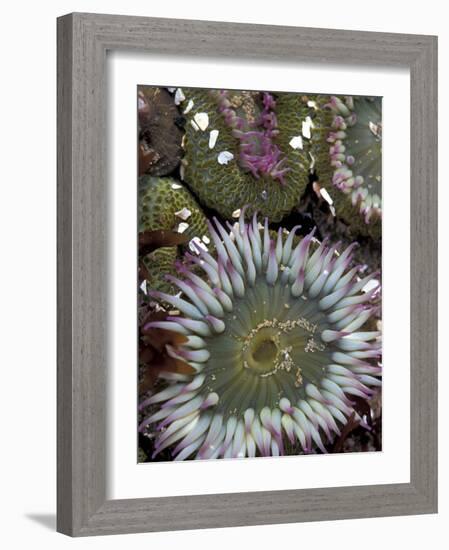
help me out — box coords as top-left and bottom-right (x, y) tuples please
(307, 96), (382, 239)
(325, 96), (382, 223)
(139, 176), (209, 242)
(140, 211), (382, 460)
(214, 90), (290, 184)
(138, 87), (183, 176)
(140, 246), (178, 294)
(139, 176), (210, 295)
(180, 89), (311, 222)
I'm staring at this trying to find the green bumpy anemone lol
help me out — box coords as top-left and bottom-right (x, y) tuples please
(139, 175), (208, 239)
(180, 89), (311, 222)
(141, 247), (178, 294)
(308, 96), (382, 240)
(139, 176), (209, 294)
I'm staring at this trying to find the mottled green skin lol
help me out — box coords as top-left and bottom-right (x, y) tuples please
(139, 176), (208, 241)
(182, 89), (310, 222)
(141, 247), (178, 294)
(308, 96), (381, 241)
(308, 96), (335, 186)
(139, 176), (209, 295)
(138, 447), (148, 462)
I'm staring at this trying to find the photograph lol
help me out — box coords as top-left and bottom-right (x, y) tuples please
(137, 86), (382, 462)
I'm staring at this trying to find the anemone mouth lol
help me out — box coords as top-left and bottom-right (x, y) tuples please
(203, 277), (330, 418)
(141, 211), (382, 460)
(213, 90), (290, 184)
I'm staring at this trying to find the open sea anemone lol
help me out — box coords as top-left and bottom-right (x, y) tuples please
(140, 211), (382, 460)
(180, 89), (310, 222)
(308, 95), (382, 239)
(325, 96), (382, 223)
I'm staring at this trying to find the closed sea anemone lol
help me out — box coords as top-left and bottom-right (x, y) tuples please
(180, 89), (310, 222)
(139, 175), (208, 240)
(139, 176), (210, 293)
(214, 90), (290, 184)
(140, 210), (382, 460)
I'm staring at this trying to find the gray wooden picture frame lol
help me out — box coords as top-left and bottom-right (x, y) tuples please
(57, 12), (438, 537)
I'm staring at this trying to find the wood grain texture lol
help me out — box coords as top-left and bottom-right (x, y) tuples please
(409, 36), (438, 507)
(57, 12), (438, 537)
(57, 13), (74, 536)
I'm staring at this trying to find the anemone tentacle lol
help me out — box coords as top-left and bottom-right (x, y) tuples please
(141, 212), (382, 459)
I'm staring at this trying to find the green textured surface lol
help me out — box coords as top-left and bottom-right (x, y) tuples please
(139, 175), (208, 241)
(141, 247), (177, 294)
(182, 89), (310, 222)
(139, 176), (210, 294)
(307, 95), (335, 186)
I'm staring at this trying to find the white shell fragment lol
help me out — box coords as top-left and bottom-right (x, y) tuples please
(289, 135), (303, 150)
(183, 99), (194, 114)
(202, 235), (211, 245)
(174, 88), (185, 105)
(175, 207), (192, 221)
(171, 183), (182, 190)
(138, 96), (146, 111)
(307, 100), (317, 109)
(208, 129), (219, 149)
(369, 121), (382, 139)
(140, 280), (147, 295)
(319, 187), (334, 205)
(193, 112), (209, 131)
(177, 222), (189, 234)
(309, 152), (316, 171)
(302, 117), (313, 139)
(232, 209), (241, 218)
(217, 151), (234, 165)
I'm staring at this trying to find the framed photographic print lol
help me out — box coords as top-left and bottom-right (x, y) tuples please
(137, 87), (383, 463)
(57, 13), (438, 536)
